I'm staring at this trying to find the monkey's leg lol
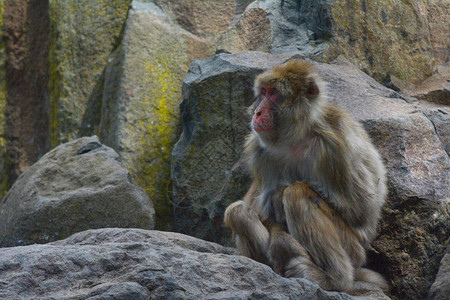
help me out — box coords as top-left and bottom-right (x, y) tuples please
(282, 182), (354, 292)
(224, 200), (270, 264)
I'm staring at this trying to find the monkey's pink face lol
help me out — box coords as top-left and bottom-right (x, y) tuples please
(252, 85), (281, 134)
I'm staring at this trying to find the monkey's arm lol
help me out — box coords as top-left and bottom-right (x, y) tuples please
(314, 131), (371, 228)
(243, 181), (288, 225)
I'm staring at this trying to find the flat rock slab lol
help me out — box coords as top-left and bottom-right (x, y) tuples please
(0, 228), (388, 299)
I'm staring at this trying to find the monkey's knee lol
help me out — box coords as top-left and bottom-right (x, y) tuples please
(224, 200), (270, 259)
(224, 201), (261, 233)
(224, 200), (244, 229)
(282, 182), (325, 232)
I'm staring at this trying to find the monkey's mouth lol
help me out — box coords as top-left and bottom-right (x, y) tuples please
(252, 124), (272, 133)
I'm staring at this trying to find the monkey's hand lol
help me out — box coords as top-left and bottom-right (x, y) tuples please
(268, 185), (289, 225)
(295, 181), (328, 201)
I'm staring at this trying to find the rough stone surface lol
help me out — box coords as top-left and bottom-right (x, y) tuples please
(99, 1), (213, 230)
(427, 0), (450, 65)
(216, 6), (272, 54)
(171, 51), (449, 300)
(48, 0), (131, 146)
(365, 114), (449, 299)
(429, 251), (450, 300)
(329, 0), (435, 82)
(0, 228), (388, 299)
(413, 100), (450, 157)
(217, 0), (441, 83)
(0, 0), (6, 198)
(390, 64), (450, 106)
(0, 136), (155, 247)
(151, 0), (235, 41)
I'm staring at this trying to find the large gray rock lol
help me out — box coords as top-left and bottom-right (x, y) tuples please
(0, 136), (155, 247)
(390, 64), (450, 106)
(216, 0), (331, 57)
(0, 228), (388, 299)
(171, 51), (449, 299)
(421, 104), (450, 156)
(151, 0), (236, 41)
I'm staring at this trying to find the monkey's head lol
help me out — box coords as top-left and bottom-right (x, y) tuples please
(251, 60), (323, 145)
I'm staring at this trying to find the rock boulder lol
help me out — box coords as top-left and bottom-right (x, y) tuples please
(0, 228), (388, 299)
(171, 51), (449, 299)
(0, 136), (155, 247)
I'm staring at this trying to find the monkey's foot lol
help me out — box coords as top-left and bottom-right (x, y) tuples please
(284, 256), (314, 279)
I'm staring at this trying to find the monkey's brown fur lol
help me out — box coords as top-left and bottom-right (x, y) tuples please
(224, 60), (387, 292)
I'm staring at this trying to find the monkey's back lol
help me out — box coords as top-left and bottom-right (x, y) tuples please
(318, 103), (387, 241)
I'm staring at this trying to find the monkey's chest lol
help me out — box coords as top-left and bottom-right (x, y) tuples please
(254, 148), (311, 186)
(276, 158), (312, 185)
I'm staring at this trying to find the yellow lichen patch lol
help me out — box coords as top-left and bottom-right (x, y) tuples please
(145, 59), (177, 151)
(133, 53), (185, 229)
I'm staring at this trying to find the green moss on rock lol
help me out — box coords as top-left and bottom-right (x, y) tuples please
(48, 0), (131, 147)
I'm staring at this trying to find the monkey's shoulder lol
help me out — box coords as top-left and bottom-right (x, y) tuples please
(322, 103), (354, 130)
(320, 103), (369, 143)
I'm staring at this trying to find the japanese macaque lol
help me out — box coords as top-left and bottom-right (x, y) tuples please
(224, 60), (388, 292)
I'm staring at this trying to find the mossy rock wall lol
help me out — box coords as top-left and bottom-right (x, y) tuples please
(48, 0), (131, 147)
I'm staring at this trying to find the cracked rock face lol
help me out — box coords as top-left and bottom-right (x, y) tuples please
(171, 51), (449, 299)
(0, 136), (155, 247)
(0, 228), (388, 300)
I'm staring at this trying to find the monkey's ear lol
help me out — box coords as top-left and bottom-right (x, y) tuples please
(305, 80), (319, 99)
